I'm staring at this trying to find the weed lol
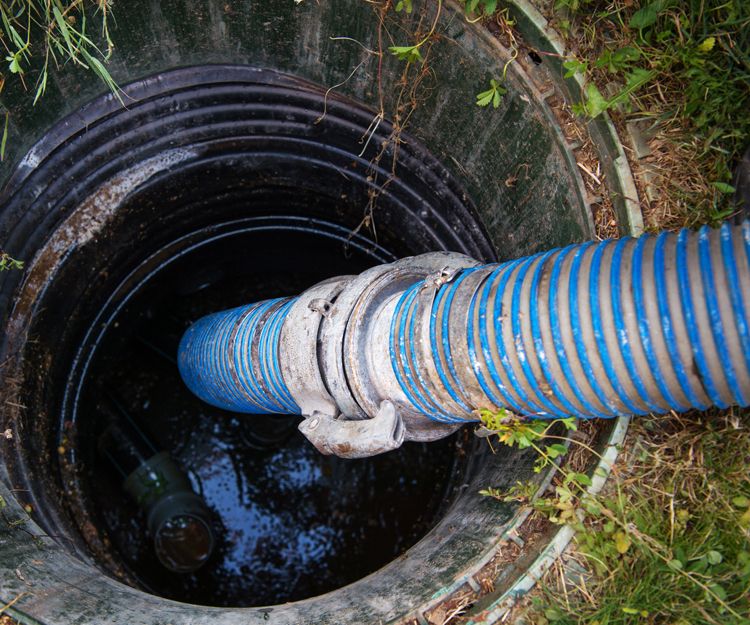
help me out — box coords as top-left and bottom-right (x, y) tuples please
(476, 78), (507, 108)
(389, 0), (442, 62)
(389, 0), (513, 113)
(479, 480), (538, 504)
(0, 252), (22, 271)
(554, 0), (750, 228)
(461, 0), (500, 21)
(478, 409), (750, 624)
(328, 0), (446, 246)
(394, 0), (413, 14)
(476, 408), (579, 473)
(474, 8), (519, 109)
(0, 1), (118, 113)
(571, 67), (655, 118)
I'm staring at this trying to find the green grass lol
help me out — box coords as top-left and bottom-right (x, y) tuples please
(479, 409), (750, 625)
(529, 411), (750, 625)
(1, 0), (116, 99)
(553, 0), (750, 229)
(0, 0), (118, 160)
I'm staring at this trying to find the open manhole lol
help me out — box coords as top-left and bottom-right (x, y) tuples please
(0, 2), (634, 623)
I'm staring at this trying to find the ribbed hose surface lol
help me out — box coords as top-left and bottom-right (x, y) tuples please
(178, 222), (750, 423)
(178, 297), (300, 414)
(391, 222), (750, 420)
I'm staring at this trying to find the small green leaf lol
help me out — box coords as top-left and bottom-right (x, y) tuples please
(389, 45), (423, 63)
(708, 583), (727, 601)
(571, 102), (586, 117)
(614, 531), (631, 554)
(560, 417), (577, 431)
(603, 68), (655, 113)
(623, 68), (656, 93)
(582, 497), (601, 516)
(667, 558), (683, 571)
(621, 607), (640, 615)
(476, 79), (506, 108)
(6, 54), (22, 74)
(712, 181), (736, 194)
(629, 3), (659, 30)
(563, 58), (587, 78)
(706, 550), (723, 565)
(583, 82), (610, 118)
(0, 253), (24, 271)
(697, 36), (715, 53)
(616, 46), (641, 63)
(395, 0), (413, 13)
(732, 495), (749, 508)
(52, 2), (76, 58)
(483, 0), (498, 14)
(476, 89), (495, 107)
(1, 10), (26, 49)
(33, 70), (48, 106)
(689, 555), (709, 574)
(573, 472), (592, 487)
(595, 46), (641, 73)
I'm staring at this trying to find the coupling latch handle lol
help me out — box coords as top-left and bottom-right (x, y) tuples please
(297, 401), (405, 459)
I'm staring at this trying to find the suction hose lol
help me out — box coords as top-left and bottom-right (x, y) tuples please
(178, 221), (750, 458)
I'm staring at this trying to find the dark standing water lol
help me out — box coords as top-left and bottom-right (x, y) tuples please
(69, 226), (465, 607)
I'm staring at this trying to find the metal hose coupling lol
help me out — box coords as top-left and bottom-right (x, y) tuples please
(178, 221), (750, 458)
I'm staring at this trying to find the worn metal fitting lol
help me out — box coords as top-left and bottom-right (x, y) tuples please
(286, 252), (479, 454)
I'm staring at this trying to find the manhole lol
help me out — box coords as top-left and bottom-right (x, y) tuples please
(0, 2), (635, 623)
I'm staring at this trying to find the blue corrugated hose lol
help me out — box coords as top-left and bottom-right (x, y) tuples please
(179, 297), (300, 414)
(179, 222), (750, 423)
